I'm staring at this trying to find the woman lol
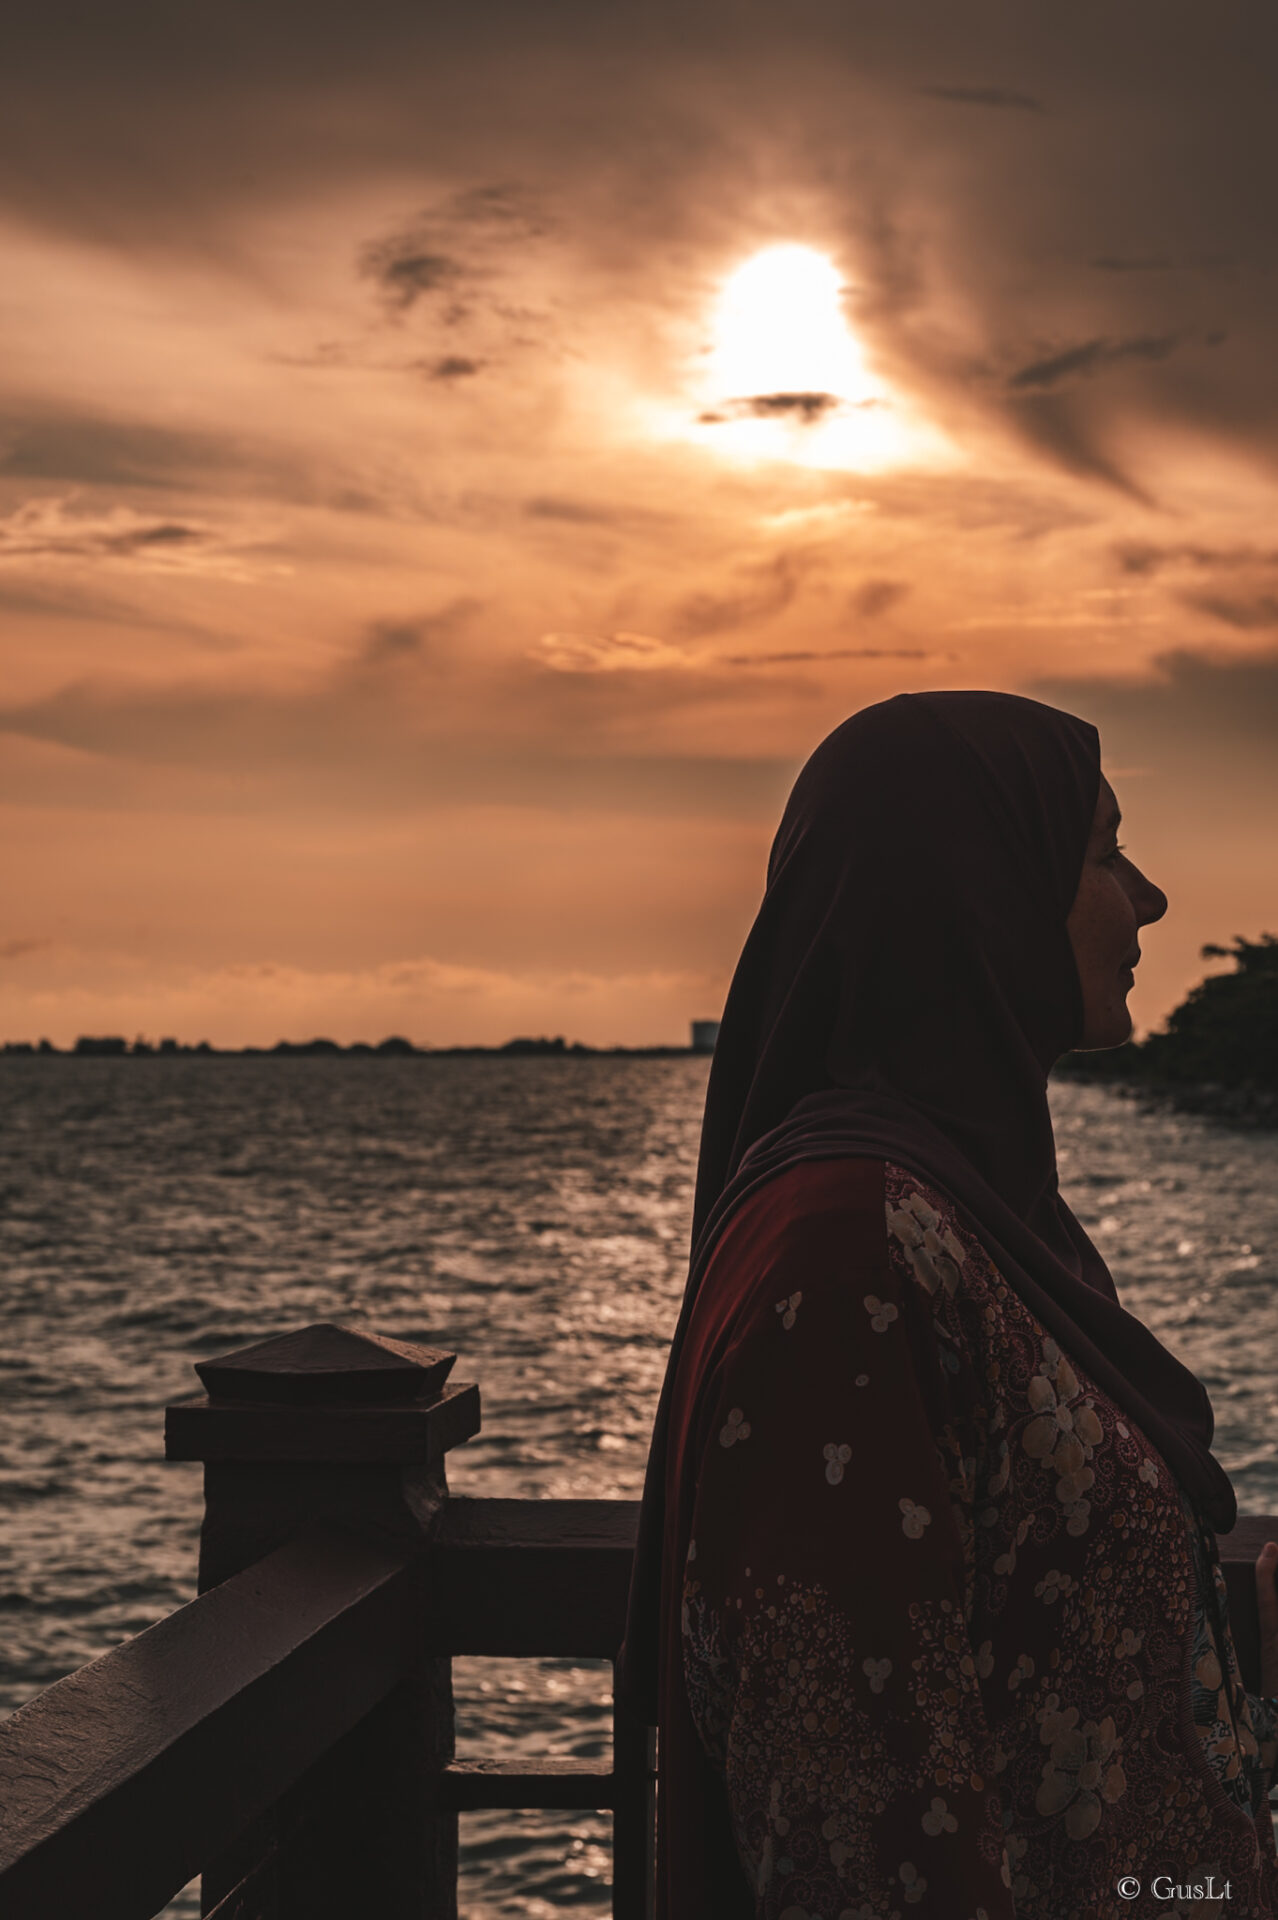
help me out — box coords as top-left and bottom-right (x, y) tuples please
(621, 690), (1278, 1918)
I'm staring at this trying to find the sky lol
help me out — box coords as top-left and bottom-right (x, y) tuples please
(1, 0), (1276, 1047)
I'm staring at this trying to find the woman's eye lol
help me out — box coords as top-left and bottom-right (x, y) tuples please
(1103, 844), (1126, 865)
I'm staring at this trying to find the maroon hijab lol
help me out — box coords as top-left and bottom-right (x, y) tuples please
(620, 689), (1235, 1720)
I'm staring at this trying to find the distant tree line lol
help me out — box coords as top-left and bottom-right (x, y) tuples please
(1, 1034), (700, 1059)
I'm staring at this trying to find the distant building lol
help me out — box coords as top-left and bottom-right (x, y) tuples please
(74, 1036), (128, 1056)
(690, 1020), (720, 1054)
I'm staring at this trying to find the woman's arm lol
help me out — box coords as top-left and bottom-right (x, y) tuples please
(680, 1176), (1015, 1919)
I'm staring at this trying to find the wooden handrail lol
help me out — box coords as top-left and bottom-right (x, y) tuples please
(0, 1529), (415, 1920)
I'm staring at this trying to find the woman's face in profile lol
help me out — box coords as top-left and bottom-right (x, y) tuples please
(1066, 773), (1169, 1050)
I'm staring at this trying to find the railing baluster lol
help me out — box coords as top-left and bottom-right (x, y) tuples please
(166, 1322), (479, 1919)
(612, 1671), (656, 1920)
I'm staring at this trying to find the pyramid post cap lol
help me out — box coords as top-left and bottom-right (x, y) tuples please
(194, 1322), (457, 1407)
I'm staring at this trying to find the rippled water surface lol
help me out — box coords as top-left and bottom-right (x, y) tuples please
(1, 1058), (1275, 1915)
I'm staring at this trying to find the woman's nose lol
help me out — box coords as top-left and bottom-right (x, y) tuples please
(1132, 863), (1169, 927)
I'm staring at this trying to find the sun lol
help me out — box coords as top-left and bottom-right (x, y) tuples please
(683, 243), (943, 472)
(707, 244), (873, 401)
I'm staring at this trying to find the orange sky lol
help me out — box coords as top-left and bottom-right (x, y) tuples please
(1, 3), (1276, 1046)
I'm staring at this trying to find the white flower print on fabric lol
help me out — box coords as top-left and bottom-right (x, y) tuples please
(774, 1290), (803, 1330)
(899, 1860), (928, 1903)
(855, 1372), (869, 1387)
(922, 1796), (958, 1835)
(864, 1293), (899, 1332)
(1021, 1338), (1103, 1537)
(863, 1655), (892, 1693)
(1035, 1699), (1125, 1837)
(886, 1187), (966, 1298)
(719, 1407), (751, 1447)
(824, 1442), (852, 1484)
(899, 1497), (932, 1538)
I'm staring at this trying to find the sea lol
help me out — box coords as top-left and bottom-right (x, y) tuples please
(1, 1055), (1276, 1918)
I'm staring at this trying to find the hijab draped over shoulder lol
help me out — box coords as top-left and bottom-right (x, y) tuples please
(620, 689), (1236, 1721)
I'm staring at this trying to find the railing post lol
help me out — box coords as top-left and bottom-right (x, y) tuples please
(165, 1322), (480, 1920)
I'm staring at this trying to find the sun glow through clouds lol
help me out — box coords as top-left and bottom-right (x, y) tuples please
(686, 243), (943, 471)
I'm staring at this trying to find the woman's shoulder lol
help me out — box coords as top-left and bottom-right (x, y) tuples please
(710, 1155), (889, 1277)
(713, 1155), (994, 1288)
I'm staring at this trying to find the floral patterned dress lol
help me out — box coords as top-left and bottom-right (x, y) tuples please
(667, 1156), (1278, 1919)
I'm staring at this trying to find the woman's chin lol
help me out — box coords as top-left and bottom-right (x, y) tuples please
(1071, 989), (1135, 1051)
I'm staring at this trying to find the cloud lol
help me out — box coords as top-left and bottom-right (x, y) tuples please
(0, 407), (368, 510)
(851, 577), (910, 619)
(1090, 255), (1175, 274)
(0, 631), (797, 820)
(1181, 592), (1278, 630)
(358, 600), (482, 666)
(524, 497), (624, 525)
(1030, 644), (1278, 766)
(699, 392), (844, 425)
(426, 355), (483, 380)
(1005, 393), (1153, 502)
(668, 555), (803, 640)
(1009, 334), (1180, 392)
(358, 236), (465, 315)
(721, 647), (932, 665)
(1104, 542), (1278, 630)
(356, 185), (553, 339)
(0, 937), (50, 961)
(1112, 541), (1278, 576)
(0, 496), (277, 578)
(532, 631), (687, 673)
(0, 949), (725, 1049)
(0, 413), (238, 490)
(920, 85), (1044, 113)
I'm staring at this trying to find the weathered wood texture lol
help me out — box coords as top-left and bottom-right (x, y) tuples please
(0, 1530), (414, 1920)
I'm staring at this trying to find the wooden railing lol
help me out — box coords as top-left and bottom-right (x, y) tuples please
(0, 1323), (655, 1919)
(0, 1319), (1274, 1918)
